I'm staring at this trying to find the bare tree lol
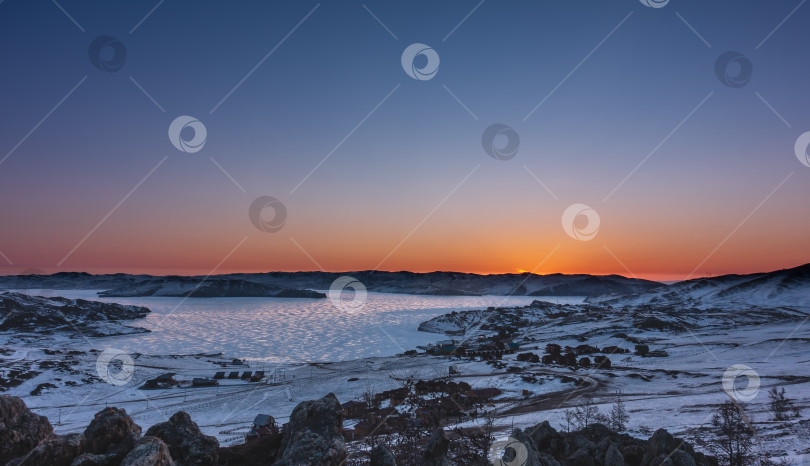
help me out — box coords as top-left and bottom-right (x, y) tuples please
(768, 387), (801, 422)
(561, 408), (575, 433)
(572, 395), (600, 430)
(709, 401), (755, 466)
(609, 391), (629, 431)
(362, 379), (378, 409)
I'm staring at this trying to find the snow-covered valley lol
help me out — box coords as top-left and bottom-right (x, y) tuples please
(1, 265), (809, 463)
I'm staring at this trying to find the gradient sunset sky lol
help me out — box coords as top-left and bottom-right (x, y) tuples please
(1, 0), (809, 281)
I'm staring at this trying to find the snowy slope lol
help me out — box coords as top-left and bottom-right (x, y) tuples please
(589, 263), (810, 309)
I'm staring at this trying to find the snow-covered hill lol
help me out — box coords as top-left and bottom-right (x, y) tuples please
(588, 263), (810, 309)
(97, 278), (326, 298)
(0, 271), (664, 298)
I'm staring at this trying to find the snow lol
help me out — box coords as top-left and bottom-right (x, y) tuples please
(1, 289), (808, 458)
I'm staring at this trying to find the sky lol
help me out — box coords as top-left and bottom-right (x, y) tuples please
(1, 0), (809, 281)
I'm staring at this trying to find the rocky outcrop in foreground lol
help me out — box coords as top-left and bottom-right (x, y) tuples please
(0, 395), (53, 464)
(2, 393), (714, 466)
(498, 421), (717, 466)
(0, 393), (346, 466)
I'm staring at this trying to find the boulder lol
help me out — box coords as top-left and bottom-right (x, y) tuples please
(0, 395), (54, 465)
(120, 437), (175, 466)
(369, 443), (397, 466)
(6, 433), (83, 466)
(276, 393), (346, 465)
(145, 411), (218, 466)
(642, 428), (699, 466)
(506, 427), (545, 466)
(83, 407), (142, 459)
(604, 442), (624, 466)
(70, 452), (121, 466)
(216, 433), (281, 465)
(421, 428), (450, 466)
(527, 421), (563, 455)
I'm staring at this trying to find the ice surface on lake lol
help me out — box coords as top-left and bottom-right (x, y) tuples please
(40, 290), (584, 362)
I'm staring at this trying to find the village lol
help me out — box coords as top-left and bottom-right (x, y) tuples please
(130, 330), (654, 450)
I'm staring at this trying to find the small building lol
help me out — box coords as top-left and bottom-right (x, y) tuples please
(213, 372), (226, 380)
(464, 387), (502, 400)
(341, 400), (366, 419)
(353, 419), (374, 438)
(253, 414), (275, 429)
(432, 340), (456, 355)
(250, 371), (265, 382)
(192, 377), (218, 387)
(228, 371), (240, 379)
(246, 414), (278, 442)
(241, 371), (253, 380)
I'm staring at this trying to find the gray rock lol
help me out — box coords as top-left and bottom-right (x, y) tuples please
(421, 428), (450, 466)
(71, 452), (120, 466)
(121, 437), (176, 466)
(0, 395), (54, 465)
(507, 428), (542, 466)
(83, 407), (142, 458)
(568, 447), (596, 466)
(642, 428), (697, 466)
(527, 421), (562, 455)
(6, 432), (83, 466)
(276, 393), (346, 466)
(538, 452), (561, 466)
(370, 443), (397, 466)
(604, 442), (624, 466)
(145, 411), (218, 466)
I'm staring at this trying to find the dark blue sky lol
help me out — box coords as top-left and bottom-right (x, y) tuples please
(1, 0), (808, 279)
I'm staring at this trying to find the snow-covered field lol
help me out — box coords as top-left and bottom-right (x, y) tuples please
(1, 289), (808, 460)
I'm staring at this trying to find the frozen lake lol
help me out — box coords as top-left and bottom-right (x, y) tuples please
(32, 290), (585, 363)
